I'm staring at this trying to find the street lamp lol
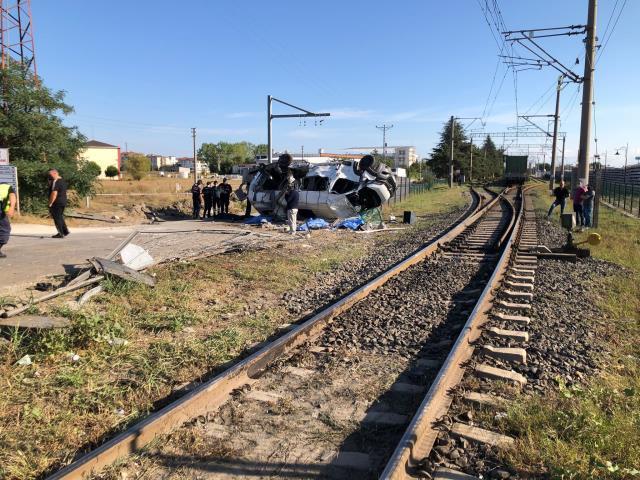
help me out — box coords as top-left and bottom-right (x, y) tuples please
(614, 143), (629, 185)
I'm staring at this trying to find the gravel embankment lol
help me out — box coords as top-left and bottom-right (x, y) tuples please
(281, 204), (473, 317)
(424, 210), (622, 479)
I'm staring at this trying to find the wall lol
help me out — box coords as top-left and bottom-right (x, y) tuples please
(79, 147), (120, 179)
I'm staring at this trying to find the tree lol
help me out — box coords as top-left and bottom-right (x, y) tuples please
(0, 63), (96, 211)
(475, 135), (504, 180)
(427, 118), (471, 179)
(126, 153), (150, 180)
(104, 165), (119, 178)
(198, 141), (257, 173)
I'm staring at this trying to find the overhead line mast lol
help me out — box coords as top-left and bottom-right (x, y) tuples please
(0, 0), (37, 74)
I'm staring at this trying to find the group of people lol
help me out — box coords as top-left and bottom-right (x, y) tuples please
(190, 177), (233, 219)
(547, 179), (596, 229)
(0, 168), (70, 259)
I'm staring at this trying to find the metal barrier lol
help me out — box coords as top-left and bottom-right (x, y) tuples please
(601, 181), (640, 217)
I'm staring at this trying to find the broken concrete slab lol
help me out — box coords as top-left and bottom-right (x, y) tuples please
(0, 315), (70, 329)
(90, 257), (156, 287)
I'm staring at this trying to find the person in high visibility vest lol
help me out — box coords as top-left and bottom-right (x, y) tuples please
(0, 183), (17, 258)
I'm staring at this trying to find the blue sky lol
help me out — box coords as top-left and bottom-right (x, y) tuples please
(32, 0), (639, 167)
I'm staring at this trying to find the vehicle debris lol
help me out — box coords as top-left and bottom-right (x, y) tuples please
(89, 257), (156, 287)
(247, 154), (397, 220)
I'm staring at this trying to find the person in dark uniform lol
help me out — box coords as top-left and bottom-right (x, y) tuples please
(191, 179), (203, 219)
(212, 180), (220, 216)
(0, 183), (17, 258)
(219, 177), (233, 215)
(48, 169), (69, 238)
(547, 180), (570, 217)
(202, 181), (214, 219)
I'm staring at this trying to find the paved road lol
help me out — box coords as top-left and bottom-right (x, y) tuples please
(1, 219), (249, 295)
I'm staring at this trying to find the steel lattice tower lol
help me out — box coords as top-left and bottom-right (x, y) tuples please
(0, 0), (36, 75)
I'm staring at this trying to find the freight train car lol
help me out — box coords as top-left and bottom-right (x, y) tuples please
(504, 155), (528, 184)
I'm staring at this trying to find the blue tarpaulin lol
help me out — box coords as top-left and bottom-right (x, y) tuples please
(297, 218), (330, 231)
(334, 217), (365, 230)
(244, 215), (273, 225)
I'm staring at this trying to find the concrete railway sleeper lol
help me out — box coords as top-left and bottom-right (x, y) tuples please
(46, 186), (520, 480)
(382, 186), (538, 480)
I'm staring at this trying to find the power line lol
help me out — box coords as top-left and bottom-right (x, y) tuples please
(599, 0), (620, 48)
(597, 0), (628, 63)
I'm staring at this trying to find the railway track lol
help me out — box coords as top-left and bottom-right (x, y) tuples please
(47, 186), (538, 480)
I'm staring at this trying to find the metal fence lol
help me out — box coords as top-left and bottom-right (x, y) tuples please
(600, 180), (640, 217)
(386, 177), (445, 206)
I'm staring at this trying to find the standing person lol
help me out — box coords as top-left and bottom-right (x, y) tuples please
(191, 179), (203, 219)
(0, 183), (17, 258)
(582, 184), (595, 229)
(48, 169), (69, 238)
(284, 186), (299, 235)
(211, 180), (220, 216)
(219, 177), (232, 215)
(243, 184), (253, 218)
(202, 181), (214, 219)
(547, 180), (570, 217)
(573, 181), (587, 229)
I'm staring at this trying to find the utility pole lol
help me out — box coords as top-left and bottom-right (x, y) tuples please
(449, 116), (455, 188)
(577, 0), (597, 184)
(469, 138), (474, 183)
(560, 135), (566, 181)
(376, 124), (394, 167)
(549, 75), (563, 192)
(301, 145), (304, 161)
(191, 127), (197, 182)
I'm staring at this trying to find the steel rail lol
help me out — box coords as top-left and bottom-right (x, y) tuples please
(380, 188), (522, 479)
(47, 188), (504, 480)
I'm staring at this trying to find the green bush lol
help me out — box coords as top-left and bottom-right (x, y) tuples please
(104, 165), (119, 178)
(126, 153), (150, 180)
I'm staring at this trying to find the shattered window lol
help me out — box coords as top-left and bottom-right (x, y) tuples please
(301, 176), (330, 191)
(331, 178), (359, 194)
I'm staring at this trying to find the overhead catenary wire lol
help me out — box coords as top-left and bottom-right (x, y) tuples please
(597, 0), (628, 63)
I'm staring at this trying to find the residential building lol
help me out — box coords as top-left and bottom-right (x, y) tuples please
(177, 157), (208, 173)
(394, 146), (418, 168)
(79, 140), (121, 179)
(148, 154), (177, 171)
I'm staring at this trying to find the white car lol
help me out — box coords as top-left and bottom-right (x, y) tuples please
(247, 155), (397, 220)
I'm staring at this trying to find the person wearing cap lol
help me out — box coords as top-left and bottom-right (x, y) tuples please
(0, 182), (17, 258)
(219, 177), (233, 215)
